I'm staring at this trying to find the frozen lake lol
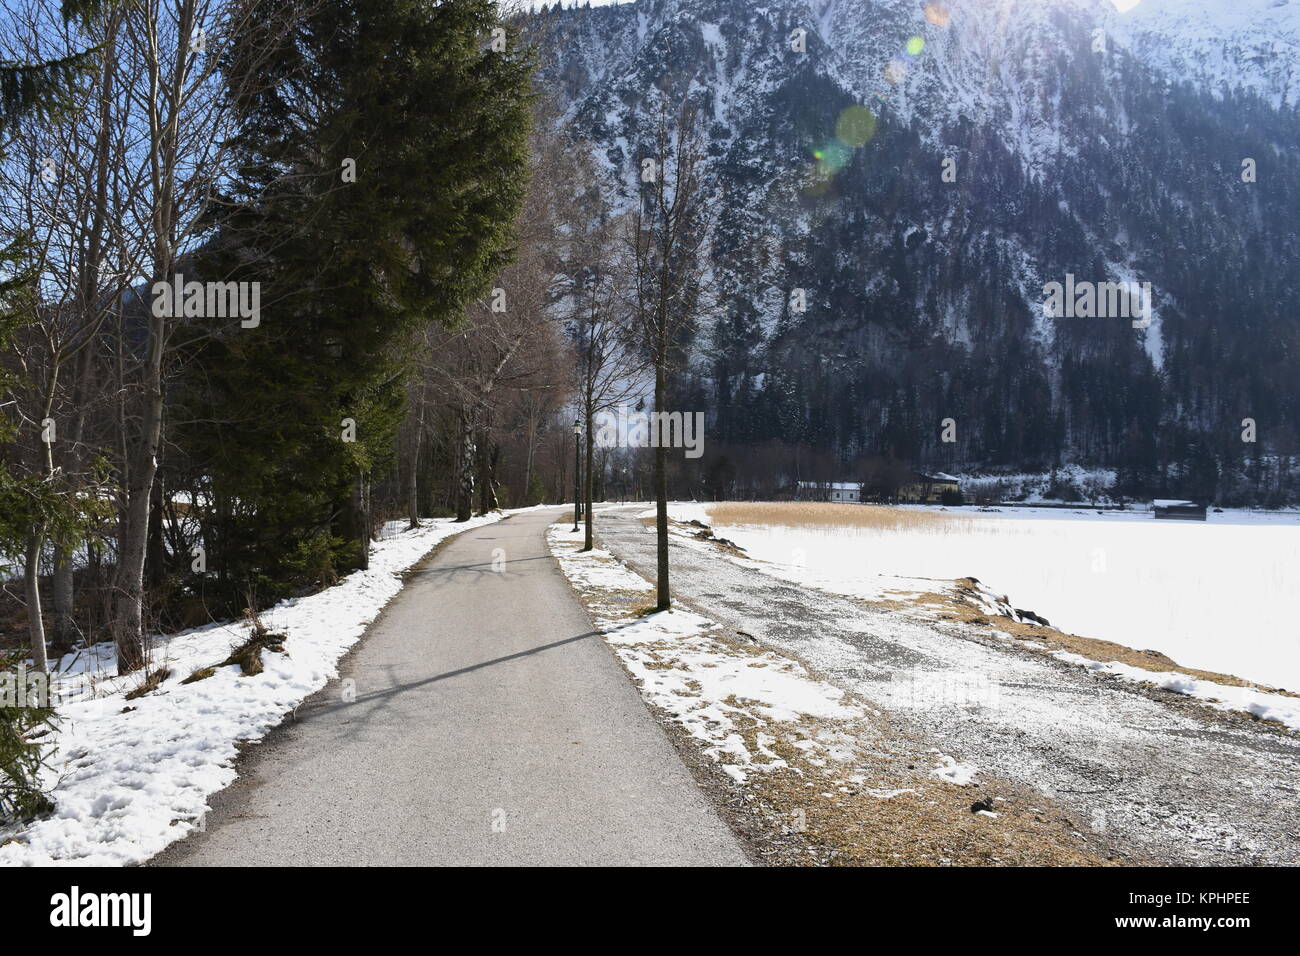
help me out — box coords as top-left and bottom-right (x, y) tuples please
(689, 505), (1300, 691)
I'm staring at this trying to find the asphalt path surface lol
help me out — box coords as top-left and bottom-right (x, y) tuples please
(154, 508), (748, 866)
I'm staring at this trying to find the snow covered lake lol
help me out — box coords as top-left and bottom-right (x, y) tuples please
(678, 504), (1300, 692)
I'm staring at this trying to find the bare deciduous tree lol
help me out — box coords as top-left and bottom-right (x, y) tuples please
(629, 99), (712, 610)
(567, 204), (646, 551)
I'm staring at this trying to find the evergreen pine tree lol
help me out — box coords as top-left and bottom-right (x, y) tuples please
(178, 0), (532, 605)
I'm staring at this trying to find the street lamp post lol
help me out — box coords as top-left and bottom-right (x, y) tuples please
(572, 418), (582, 533)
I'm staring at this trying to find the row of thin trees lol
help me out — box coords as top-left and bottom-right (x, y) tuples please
(1, 0), (716, 678)
(1, 0), (285, 673)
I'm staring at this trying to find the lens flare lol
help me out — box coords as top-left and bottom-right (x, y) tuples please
(815, 140), (853, 170)
(835, 105), (877, 148)
(906, 36), (925, 57)
(923, 3), (951, 27)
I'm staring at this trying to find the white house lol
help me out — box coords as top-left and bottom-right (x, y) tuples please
(795, 480), (861, 503)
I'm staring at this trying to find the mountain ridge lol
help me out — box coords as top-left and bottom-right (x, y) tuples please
(532, 0), (1300, 503)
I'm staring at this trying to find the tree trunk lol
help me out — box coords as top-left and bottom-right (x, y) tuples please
(480, 443), (500, 514)
(405, 392), (425, 529)
(362, 475), (371, 565)
(456, 406), (475, 522)
(24, 531), (49, 673)
(595, 449), (608, 504)
(477, 433), (496, 515)
(146, 474), (167, 587)
(115, 0), (196, 674)
(405, 441), (421, 529)
(351, 472), (370, 571)
(654, 359), (670, 611)
(523, 405), (537, 504)
(405, 392), (426, 530)
(113, 324), (163, 674)
(583, 405), (595, 551)
(52, 544), (76, 653)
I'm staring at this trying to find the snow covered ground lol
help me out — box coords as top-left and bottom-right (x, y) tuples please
(0, 512), (507, 866)
(596, 505), (1300, 863)
(669, 503), (1300, 697)
(547, 523), (874, 786)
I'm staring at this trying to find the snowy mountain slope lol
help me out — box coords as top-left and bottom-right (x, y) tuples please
(1111, 0), (1300, 106)
(531, 0), (1300, 499)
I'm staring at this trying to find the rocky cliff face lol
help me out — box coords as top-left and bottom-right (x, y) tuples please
(533, 0), (1300, 501)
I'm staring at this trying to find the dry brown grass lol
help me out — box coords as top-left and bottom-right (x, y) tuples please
(708, 501), (972, 534)
(924, 579), (1299, 699)
(124, 666), (173, 701)
(1047, 631), (1300, 696)
(743, 720), (1128, 866)
(688, 657), (1127, 865)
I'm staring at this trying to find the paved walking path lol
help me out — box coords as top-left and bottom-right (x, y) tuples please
(154, 508), (748, 866)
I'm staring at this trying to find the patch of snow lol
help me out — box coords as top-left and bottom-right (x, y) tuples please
(0, 512), (509, 866)
(548, 523), (871, 784)
(932, 753), (980, 786)
(1052, 651), (1300, 731)
(866, 787), (917, 799)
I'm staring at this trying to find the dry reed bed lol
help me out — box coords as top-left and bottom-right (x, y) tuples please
(707, 501), (977, 534)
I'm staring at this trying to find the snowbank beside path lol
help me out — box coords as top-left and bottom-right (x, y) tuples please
(548, 524), (873, 786)
(0, 513), (507, 867)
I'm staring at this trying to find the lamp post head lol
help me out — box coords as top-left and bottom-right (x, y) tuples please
(573, 418), (582, 436)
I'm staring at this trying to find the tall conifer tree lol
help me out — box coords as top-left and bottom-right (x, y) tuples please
(180, 0), (532, 601)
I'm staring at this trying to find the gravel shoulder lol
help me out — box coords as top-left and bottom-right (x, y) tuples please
(594, 506), (1300, 866)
